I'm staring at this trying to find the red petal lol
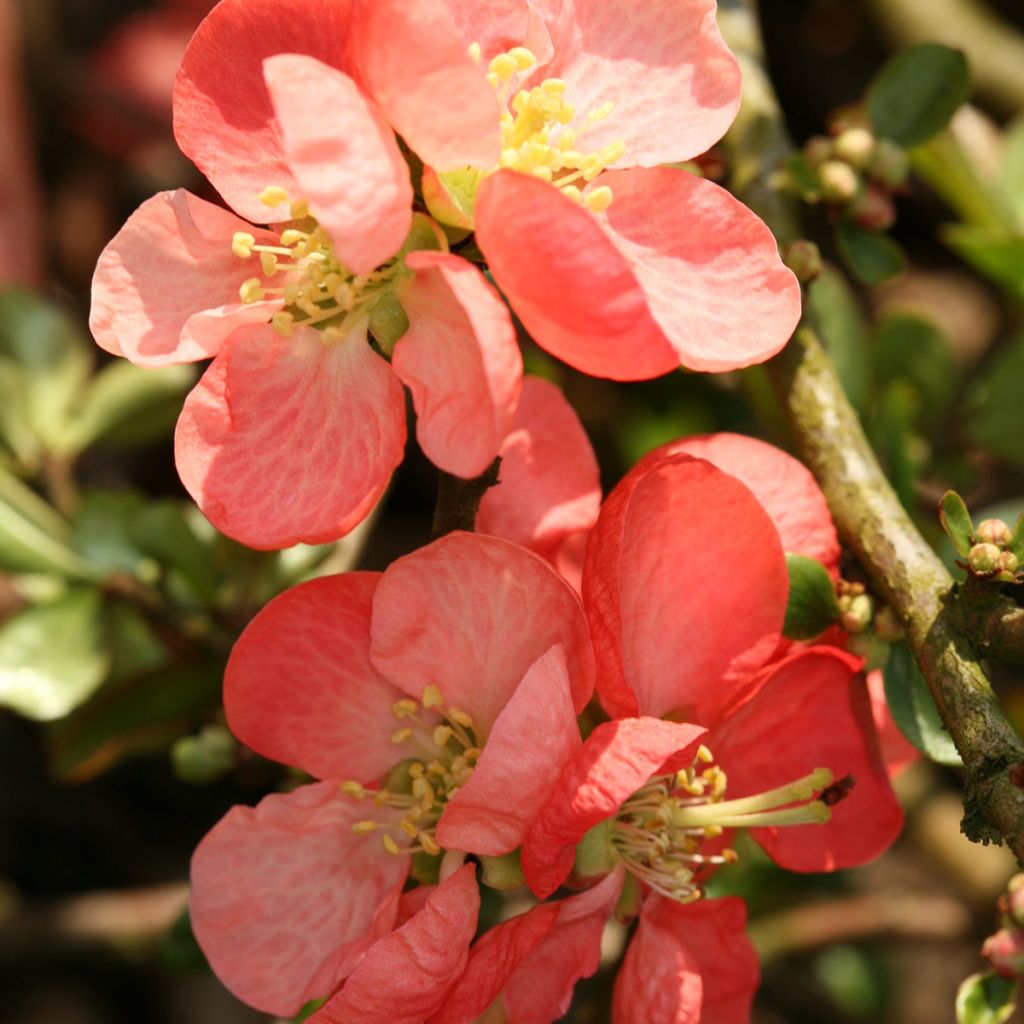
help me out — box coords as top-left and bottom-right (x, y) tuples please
(395, 251), (521, 478)
(522, 717), (706, 899)
(174, 321), (406, 549)
(440, 0), (554, 65)
(583, 455), (788, 721)
(867, 668), (920, 778)
(190, 780), (408, 1016)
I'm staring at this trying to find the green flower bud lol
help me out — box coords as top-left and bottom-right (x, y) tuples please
(969, 542), (1002, 574)
(868, 138), (910, 189)
(1000, 550), (1020, 575)
(818, 160), (861, 204)
(833, 127), (876, 169)
(783, 239), (823, 284)
(976, 518), (1012, 546)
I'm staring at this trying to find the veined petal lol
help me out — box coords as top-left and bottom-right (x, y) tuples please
(475, 170), (680, 381)
(225, 573), (411, 783)
(174, 321), (406, 550)
(173, 0), (351, 224)
(190, 780), (408, 1017)
(522, 717), (706, 899)
(90, 190), (280, 366)
(371, 532), (595, 738)
(309, 863), (480, 1024)
(440, 0), (554, 65)
(583, 455), (788, 722)
(596, 167), (801, 372)
(350, 0), (500, 170)
(263, 54), (412, 275)
(476, 377), (601, 559)
(709, 648), (904, 871)
(437, 644), (581, 856)
(395, 251), (522, 479)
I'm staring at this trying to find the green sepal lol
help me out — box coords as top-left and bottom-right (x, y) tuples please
(480, 850), (526, 891)
(573, 819), (618, 882)
(940, 490), (975, 558)
(368, 292), (410, 357)
(410, 851), (442, 886)
(956, 972), (1017, 1024)
(782, 553), (840, 640)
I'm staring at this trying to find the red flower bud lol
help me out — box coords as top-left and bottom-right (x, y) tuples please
(983, 927), (1024, 979)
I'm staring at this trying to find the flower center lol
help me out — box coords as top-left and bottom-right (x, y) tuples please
(425, 46), (626, 228)
(341, 685), (480, 860)
(611, 746), (835, 903)
(231, 187), (409, 339)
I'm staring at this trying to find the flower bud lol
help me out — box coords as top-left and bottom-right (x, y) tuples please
(833, 127), (876, 169)
(1007, 874), (1024, 928)
(783, 239), (823, 284)
(818, 160), (861, 204)
(969, 543), (1002, 574)
(868, 139), (910, 189)
(976, 518), (1012, 546)
(874, 605), (905, 644)
(839, 593), (874, 634)
(983, 927), (1024, 979)
(804, 135), (834, 169)
(850, 183), (896, 231)
(1001, 550), (1021, 575)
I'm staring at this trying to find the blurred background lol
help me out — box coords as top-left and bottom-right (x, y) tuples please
(2, 0), (1024, 1021)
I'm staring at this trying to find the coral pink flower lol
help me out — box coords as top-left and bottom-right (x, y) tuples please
(189, 532), (594, 1016)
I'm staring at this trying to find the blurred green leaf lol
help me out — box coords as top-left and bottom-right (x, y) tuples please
(957, 972), (1017, 1024)
(73, 491), (150, 574)
(783, 554), (839, 640)
(873, 314), (956, 420)
(870, 380), (921, 510)
(836, 223), (907, 287)
(966, 334), (1024, 466)
(0, 590), (108, 720)
(883, 642), (962, 765)
(171, 725), (236, 784)
(1003, 117), (1024, 225)
(814, 945), (886, 1018)
(161, 909), (208, 973)
(943, 225), (1024, 300)
(939, 491), (975, 558)
(867, 44), (970, 147)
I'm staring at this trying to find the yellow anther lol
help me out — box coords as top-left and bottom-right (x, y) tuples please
(232, 232), (256, 259)
(601, 141), (627, 165)
(422, 685), (445, 709)
(468, 41), (482, 64)
(381, 834), (401, 855)
(587, 100), (615, 122)
(722, 849), (740, 863)
(509, 47), (537, 71)
(464, 748), (482, 763)
(352, 820), (379, 834)
(703, 825), (724, 839)
(412, 778), (436, 808)
(409, 763), (425, 779)
(340, 781), (366, 799)
(391, 728), (413, 745)
(373, 788), (391, 805)
(560, 185), (583, 203)
(696, 745), (714, 764)
(259, 185), (290, 207)
(271, 311), (294, 337)
(531, 166), (553, 181)
(400, 819), (420, 839)
(239, 277), (264, 303)
(541, 78), (567, 96)
(433, 725), (454, 749)
(280, 229), (305, 247)
(486, 70), (500, 89)
(259, 252), (278, 276)
(289, 196), (309, 219)
(420, 832), (441, 856)
(393, 699), (419, 719)
(449, 708), (474, 729)
(489, 53), (519, 81)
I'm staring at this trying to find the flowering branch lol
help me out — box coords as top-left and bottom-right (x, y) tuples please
(432, 457), (502, 537)
(721, 0), (1024, 858)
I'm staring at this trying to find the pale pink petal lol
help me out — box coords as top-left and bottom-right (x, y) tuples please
(437, 644), (581, 856)
(476, 377), (601, 558)
(224, 573), (411, 782)
(540, 0), (741, 165)
(597, 167), (801, 372)
(174, 321), (406, 550)
(583, 455), (788, 722)
(173, 0), (350, 224)
(639, 432), (840, 573)
(867, 668), (920, 778)
(475, 171), (680, 380)
(709, 648), (904, 871)
(371, 532), (595, 736)
(190, 780), (408, 1017)
(522, 717), (706, 899)
(90, 190), (280, 366)
(349, 0), (500, 170)
(263, 54), (412, 275)
(394, 251), (522, 478)
(310, 863), (480, 1024)
(440, 0), (554, 64)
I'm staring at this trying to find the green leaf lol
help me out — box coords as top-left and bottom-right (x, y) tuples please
(785, 153), (823, 201)
(133, 502), (219, 604)
(867, 44), (970, 147)
(957, 972), (1017, 1024)
(942, 225), (1024, 301)
(940, 491), (975, 557)
(874, 314), (956, 419)
(0, 590), (108, 720)
(1002, 117), (1024, 225)
(836, 223), (907, 287)
(966, 333), (1024, 466)
(783, 554), (840, 640)
(869, 380), (921, 511)
(1010, 512), (1024, 562)
(883, 642), (962, 765)
(160, 909), (208, 973)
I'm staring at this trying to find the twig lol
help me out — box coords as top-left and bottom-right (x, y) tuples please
(432, 457), (502, 538)
(957, 580), (1024, 665)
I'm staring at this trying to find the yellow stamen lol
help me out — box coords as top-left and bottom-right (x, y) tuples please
(259, 185), (290, 207)
(382, 834), (401, 855)
(232, 232), (256, 259)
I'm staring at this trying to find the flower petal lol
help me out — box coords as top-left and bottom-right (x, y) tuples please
(710, 648), (904, 871)
(263, 54), (412, 275)
(475, 170), (680, 381)
(639, 432), (840, 573)
(224, 573), (411, 782)
(310, 863), (480, 1024)
(583, 454), (788, 721)
(173, 0), (350, 224)
(174, 321), (406, 550)
(437, 644), (581, 856)
(522, 717), (706, 899)
(394, 251), (522, 478)
(371, 532), (595, 737)
(540, 0), (741, 165)
(476, 377), (601, 558)
(867, 668), (920, 778)
(597, 167), (801, 372)
(349, 0), (500, 170)
(613, 896), (759, 1024)
(190, 780), (408, 1017)
(440, 0), (554, 65)
(90, 190), (280, 366)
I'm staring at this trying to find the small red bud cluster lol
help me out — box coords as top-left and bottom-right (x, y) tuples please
(983, 875), (1024, 979)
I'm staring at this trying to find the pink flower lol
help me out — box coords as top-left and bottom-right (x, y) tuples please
(91, 0), (523, 549)
(189, 532), (594, 1016)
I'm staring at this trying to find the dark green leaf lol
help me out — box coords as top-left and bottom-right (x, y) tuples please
(957, 972), (1017, 1024)
(836, 223), (907, 287)
(783, 553), (840, 640)
(939, 491), (975, 558)
(867, 44), (970, 147)
(966, 333), (1024, 466)
(874, 314), (956, 418)
(1003, 117), (1024, 224)
(73, 491), (149, 574)
(160, 909), (208, 973)
(869, 381), (921, 511)
(883, 642), (962, 765)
